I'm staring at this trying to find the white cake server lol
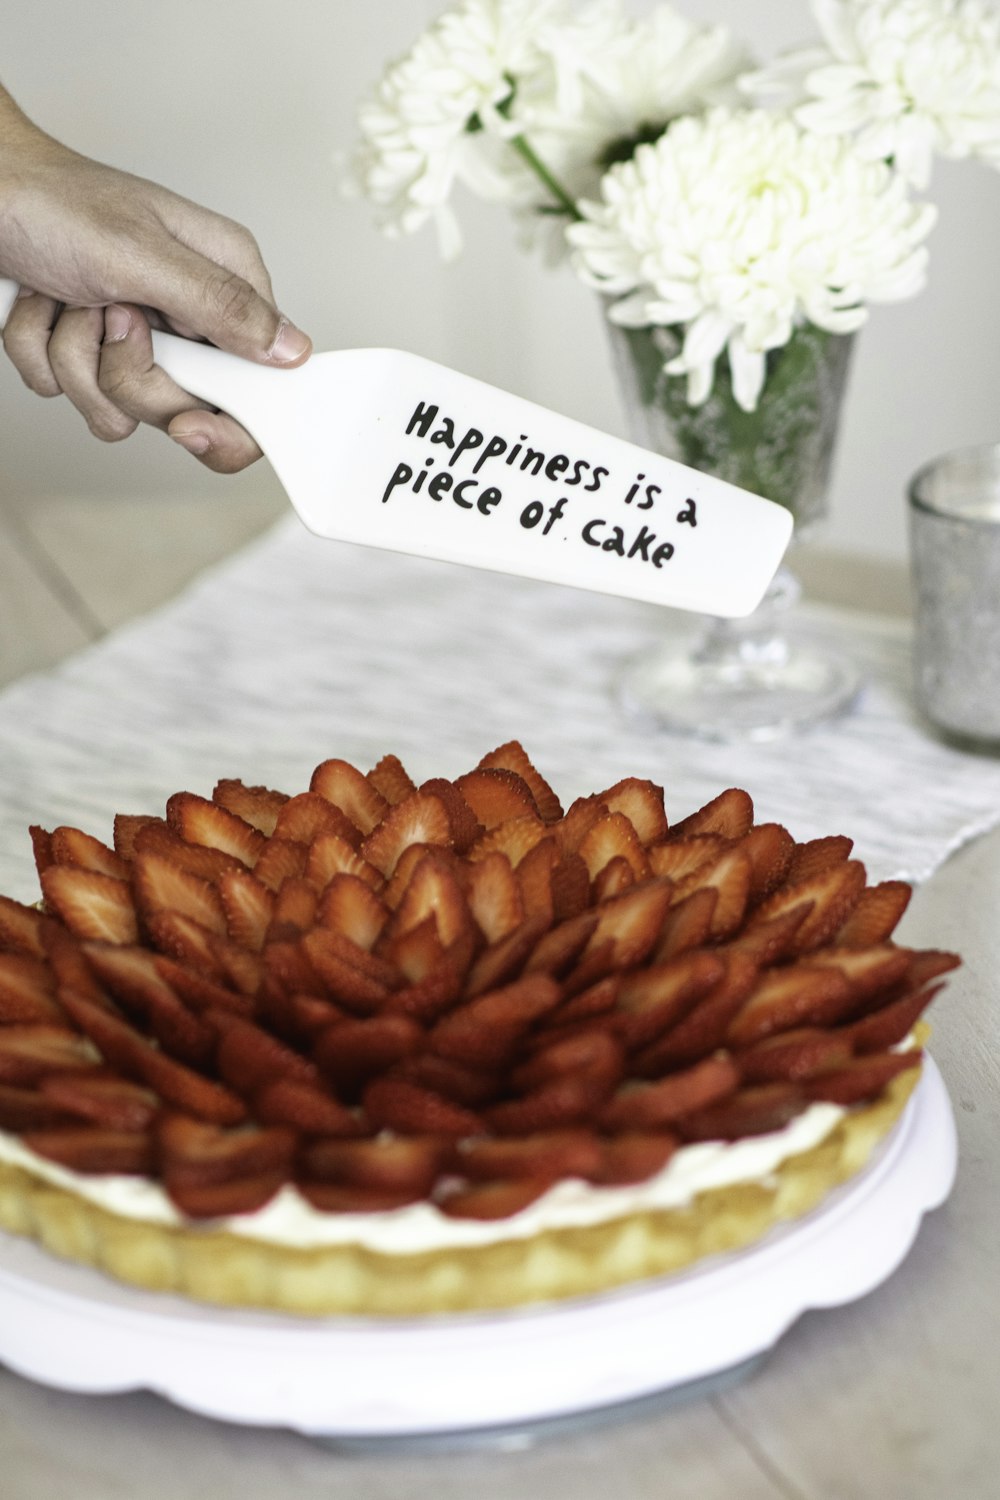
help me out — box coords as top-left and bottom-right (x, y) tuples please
(0, 278), (791, 616)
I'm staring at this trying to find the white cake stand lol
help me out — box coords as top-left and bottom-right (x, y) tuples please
(0, 1059), (956, 1440)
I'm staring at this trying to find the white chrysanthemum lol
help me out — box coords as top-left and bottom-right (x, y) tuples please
(568, 108), (936, 410)
(742, 0), (1000, 188)
(346, 0), (567, 257)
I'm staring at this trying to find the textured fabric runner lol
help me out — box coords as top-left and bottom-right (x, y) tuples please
(0, 516), (997, 902)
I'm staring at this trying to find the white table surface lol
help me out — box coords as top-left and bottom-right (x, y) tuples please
(0, 489), (995, 1498)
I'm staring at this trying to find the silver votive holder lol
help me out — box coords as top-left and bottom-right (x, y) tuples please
(908, 443), (1000, 745)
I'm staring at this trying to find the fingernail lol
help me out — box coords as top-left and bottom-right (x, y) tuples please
(266, 317), (311, 365)
(104, 305), (133, 343)
(171, 430), (211, 456)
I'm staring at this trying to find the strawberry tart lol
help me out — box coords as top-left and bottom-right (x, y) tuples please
(0, 744), (956, 1315)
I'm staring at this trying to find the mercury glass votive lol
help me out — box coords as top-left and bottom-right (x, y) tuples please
(908, 443), (1000, 745)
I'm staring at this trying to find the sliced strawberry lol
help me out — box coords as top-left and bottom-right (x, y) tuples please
(310, 757), (388, 835)
(598, 777), (669, 846)
(23, 1126), (154, 1175)
(680, 847), (752, 941)
(454, 767), (540, 828)
(578, 813), (651, 885)
(269, 876), (319, 937)
(83, 944), (214, 1067)
(0, 953), (62, 1024)
(388, 853), (472, 949)
(39, 1073), (160, 1130)
(303, 927), (396, 1011)
(485, 1074), (607, 1135)
(270, 991), (349, 1043)
(735, 822), (795, 906)
(112, 813), (163, 862)
(455, 1129), (603, 1182)
(299, 1134), (446, 1194)
(543, 975), (619, 1030)
(253, 1076), (365, 1135)
(524, 910), (598, 978)
(467, 815), (548, 867)
(648, 833), (726, 883)
(418, 778), (484, 853)
(737, 1028), (854, 1084)
(261, 936), (324, 1002)
(592, 857), (636, 902)
(591, 1131), (679, 1186)
(386, 952), (469, 1023)
(314, 1013), (423, 1093)
(317, 874), (388, 951)
(750, 861), (867, 955)
(633, 950), (759, 1073)
(804, 1049), (922, 1105)
(834, 879), (913, 947)
(725, 963), (854, 1047)
(166, 1172), (287, 1218)
(726, 905), (811, 967)
(306, 832), (383, 892)
(511, 1027), (624, 1097)
(296, 1181), (426, 1213)
(838, 983), (942, 1054)
(58, 989), (154, 1078)
(217, 867), (274, 952)
(670, 787), (754, 841)
(615, 951), (726, 1050)
(212, 778), (288, 836)
(464, 914), (548, 998)
(211, 1014), (318, 1094)
(134, 823), (243, 884)
(40, 865), (139, 945)
(29, 825), (54, 878)
(166, 791), (265, 868)
(513, 838), (558, 929)
(157, 1113), (295, 1186)
(378, 914), (445, 989)
(0, 1024), (100, 1084)
(271, 791), (359, 848)
(0, 894), (47, 958)
(651, 887), (717, 961)
(580, 879), (674, 971)
(152, 955), (255, 1017)
(679, 1082), (805, 1141)
(437, 1177), (552, 1220)
(360, 792), (453, 876)
(786, 834), (854, 885)
(465, 851), (524, 944)
(0, 1083), (77, 1132)
(599, 1054), (739, 1130)
(145, 911), (226, 978)
(477, 741), (563, 823)
(366, 753), (417, 805)
(252, 837), (310, 892)
(428, 974), (561, 1068)
(50, 826), (128, 880)
(389, 1052), (502, 1108)
(551, 852), (592, 919)
(132, 852), (226, 936)
(807, 945), (913, 1011)
(135, 1047), (247, 1125)
(363, 1076), (484, 1137)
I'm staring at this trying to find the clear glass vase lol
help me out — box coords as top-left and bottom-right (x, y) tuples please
(609, 321), (861, 741)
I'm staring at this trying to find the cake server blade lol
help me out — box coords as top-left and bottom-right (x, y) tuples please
(0, 279), (791, 616)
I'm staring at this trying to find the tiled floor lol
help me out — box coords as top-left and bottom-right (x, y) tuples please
(0, 487), (911, 695)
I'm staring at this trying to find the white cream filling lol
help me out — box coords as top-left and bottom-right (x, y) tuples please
(0, 1101), (846, 1254)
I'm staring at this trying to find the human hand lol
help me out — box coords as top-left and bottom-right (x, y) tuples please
(0, 87), (312, 472)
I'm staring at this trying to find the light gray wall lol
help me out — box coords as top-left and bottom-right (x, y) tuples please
(2, 0), (998, 562)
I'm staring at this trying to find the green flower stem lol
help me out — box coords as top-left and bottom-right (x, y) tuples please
(509, 132), (582, 220)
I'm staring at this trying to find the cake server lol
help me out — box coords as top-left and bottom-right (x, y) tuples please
(0, 278), (791, 616)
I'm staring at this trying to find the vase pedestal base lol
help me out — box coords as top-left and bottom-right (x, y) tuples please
(620, 568), (861, 743)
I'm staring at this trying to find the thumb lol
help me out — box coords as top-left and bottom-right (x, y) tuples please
(144, 245), (312, 366)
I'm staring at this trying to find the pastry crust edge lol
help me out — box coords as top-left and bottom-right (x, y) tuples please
(0, 1056), (923, 1319)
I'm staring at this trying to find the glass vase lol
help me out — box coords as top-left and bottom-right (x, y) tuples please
(609, 320), (860, 741)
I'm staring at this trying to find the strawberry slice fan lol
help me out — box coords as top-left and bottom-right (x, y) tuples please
(0, 742), (957, 1438)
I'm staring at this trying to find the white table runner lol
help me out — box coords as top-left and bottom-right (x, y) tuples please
(1, 516), (997, 902)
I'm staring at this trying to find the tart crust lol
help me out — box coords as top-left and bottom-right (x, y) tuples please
(0, 1061), (921, 1318)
